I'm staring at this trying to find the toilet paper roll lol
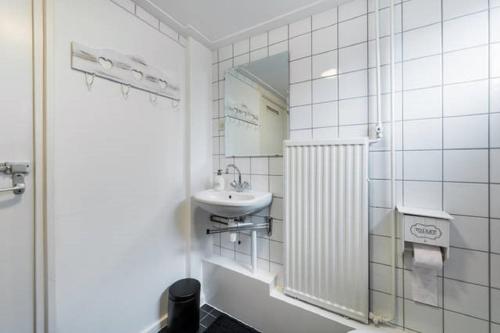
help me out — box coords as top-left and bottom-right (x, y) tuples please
(411, 243), (443, 306)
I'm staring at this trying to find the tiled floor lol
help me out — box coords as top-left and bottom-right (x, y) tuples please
(159, 304), (229, 333)
(199, 304), (221, 332)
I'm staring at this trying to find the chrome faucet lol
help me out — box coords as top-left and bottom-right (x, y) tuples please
(225, 164), (251, 192)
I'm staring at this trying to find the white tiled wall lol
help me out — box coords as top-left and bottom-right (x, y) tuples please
(211, 0), (499, 331)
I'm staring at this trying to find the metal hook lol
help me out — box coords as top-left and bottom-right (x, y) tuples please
(85, 73), (95, 91)
(121, 84), (130, 99)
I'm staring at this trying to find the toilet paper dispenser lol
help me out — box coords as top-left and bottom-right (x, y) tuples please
(397, 205), (453, 260)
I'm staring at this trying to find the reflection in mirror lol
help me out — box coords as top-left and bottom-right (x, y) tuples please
(224, 52), (289, 157)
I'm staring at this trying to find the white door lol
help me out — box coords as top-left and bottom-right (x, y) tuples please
(0, 1), (36, 332)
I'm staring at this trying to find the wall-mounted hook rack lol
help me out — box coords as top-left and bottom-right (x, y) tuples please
(71, 42), (181, 102)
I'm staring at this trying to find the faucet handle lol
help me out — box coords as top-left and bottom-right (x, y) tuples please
(242, 181), (251, 191)
(230, 180), (238, 189)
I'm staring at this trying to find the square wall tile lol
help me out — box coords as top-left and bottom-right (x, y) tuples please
(339, 0), (367, 21)
(233, 53), (250, 66)
(492, 288), (500, 324)
(403, 118), (442, 150)
(250, 33), (268, 50)
(443, 12), (488, 52)
(290, 81), (312, 106)
(492, 7), (500, 43)
(444, 279), (489, 320)
(269, 26), (288, 44)
(218, 45), (233, 61)
(312, 50), (338, 79)
(404, 300), (443, 333)
(338, 15), (367, 48)
(492, 184), (500, 218)
(312, 8), (338, 30)
(492, 149), (500, 183)
(289, 33), (312, 60)
(312, 25), (338, 54)
(338, 97), (368, 125)
(403, 0), (441, 31)
(313, 126), (338, 139)
(234, 39), (250, 56)
(250, 157), (268, 175)
(404, 181), (442, 210)
(339, 124), (369, 137)
(250, 48), (267, 61)
(269, 41), (288, 56)
(339, 42), (368, 74)
(290, 57), (312, 83)
(269, 157), (283, 176)
(404, 150), (442, 181)
(270, 176), (283, 197)
(313, 77), (338, 103)
(290, 17), (311, 38)
(443, 149), (488, 183)
(444, 310), (489, 333)
(443, 80), (489, 117)
(269, 240), (283, 264)
(290, 105), (312, 130)
(450, 215), (489, 251)
(443, 0), (488, 20)
(492, 113), (500, 148)
(403, 55), (442, 90)
(250, 174), (269, 192)
(370, 263), (403, 296)
(313, 101), (338, 127)
(370, 207), (396, 237)
(370, 151), (403, 180)
(444, 182), (489, 217)
(403, 87), (442, 120)
(444, 46), (489, 84)
(492, 78), (500, 114)
(339, 70), (368, 99)
(493, 219), (500, 254)
(443, 114), (489, 149)
(403, 23), (442, 60)
(444, 247), (489, 285)
(491, 254), (500, 288)
(290, 129), (312, 141)
(492, 43), (500, 78)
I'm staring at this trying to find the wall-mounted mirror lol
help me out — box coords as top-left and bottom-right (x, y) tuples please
(224, 52), (289, 157)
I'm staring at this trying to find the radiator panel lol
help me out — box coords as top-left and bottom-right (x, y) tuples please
(284, 139), (369, 323)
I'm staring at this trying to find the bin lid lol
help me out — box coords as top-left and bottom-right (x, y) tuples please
(169, 278), (201, 301)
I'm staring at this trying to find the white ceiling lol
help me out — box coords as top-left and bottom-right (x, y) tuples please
(134, 0), (346, 47)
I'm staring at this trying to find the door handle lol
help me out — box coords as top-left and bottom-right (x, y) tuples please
(0, 162), (31, 195)
(0, 183), (26, 194)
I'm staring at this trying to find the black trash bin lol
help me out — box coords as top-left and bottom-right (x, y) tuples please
(167, 278), (201, 333)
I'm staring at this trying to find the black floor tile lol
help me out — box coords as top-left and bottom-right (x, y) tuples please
(201, 313), (218, 327)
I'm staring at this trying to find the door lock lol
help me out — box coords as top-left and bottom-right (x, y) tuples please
(0, 162), (31, 195)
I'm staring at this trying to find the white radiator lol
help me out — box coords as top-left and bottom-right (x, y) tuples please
(284, 138), (369, 323)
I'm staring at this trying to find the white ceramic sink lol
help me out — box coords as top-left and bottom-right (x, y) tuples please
(193, 189), (272, 218)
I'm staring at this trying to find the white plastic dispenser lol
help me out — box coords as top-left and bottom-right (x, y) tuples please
(213, 169), (225, 191)
(397, 205), (453, 306)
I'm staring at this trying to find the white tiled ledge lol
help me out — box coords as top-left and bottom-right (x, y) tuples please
(203, 256), (404, 333)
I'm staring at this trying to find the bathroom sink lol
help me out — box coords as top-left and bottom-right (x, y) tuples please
(193, 189), (272, 218)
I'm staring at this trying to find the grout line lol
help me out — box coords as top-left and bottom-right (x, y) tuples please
(488, 1), (492, 331)
(439, 1), (446, 328)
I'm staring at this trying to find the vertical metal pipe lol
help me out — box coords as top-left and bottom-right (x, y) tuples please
(251, 230), (257, 274)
